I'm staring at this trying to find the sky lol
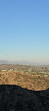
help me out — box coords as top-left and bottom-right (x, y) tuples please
(0, 0), (49, 64)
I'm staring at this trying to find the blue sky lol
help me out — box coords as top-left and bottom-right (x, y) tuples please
(0, 0), (49, 64)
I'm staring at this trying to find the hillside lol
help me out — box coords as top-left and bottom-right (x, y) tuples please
(0, 70), (49, 91)
(0, 65), (49, 110)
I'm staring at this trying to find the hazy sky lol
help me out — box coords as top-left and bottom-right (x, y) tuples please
(0, 0), (49, 64)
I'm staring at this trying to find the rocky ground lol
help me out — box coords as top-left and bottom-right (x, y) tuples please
(0, 85), (49, 111)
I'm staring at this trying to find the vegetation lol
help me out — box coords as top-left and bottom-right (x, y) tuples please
(0, 64), (49, 91)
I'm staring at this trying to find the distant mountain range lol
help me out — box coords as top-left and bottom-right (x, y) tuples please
(0, 60), (34, 65)
(0, 60), (9, 64)
(0, 60), (49, 66)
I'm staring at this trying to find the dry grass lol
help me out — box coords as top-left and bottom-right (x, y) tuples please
(0, 71), (49, 91)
